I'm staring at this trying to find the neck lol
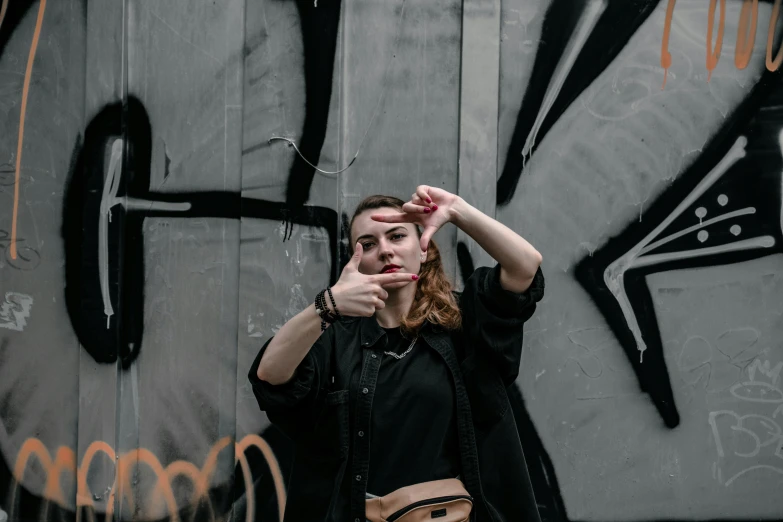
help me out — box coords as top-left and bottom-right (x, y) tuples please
(374, 282), (417, 328)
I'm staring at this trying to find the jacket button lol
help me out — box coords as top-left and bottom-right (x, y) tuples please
(371, 354), (377, 358)
(362, 388), (369, 394)
(355, 519), (361, 522)
(358, 431), (364, 437)
(355, 475), (362, 481)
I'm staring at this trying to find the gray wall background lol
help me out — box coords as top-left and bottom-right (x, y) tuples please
(1, 0), (782, 520)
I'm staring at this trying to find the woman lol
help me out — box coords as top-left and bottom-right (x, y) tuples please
(249, 185), (544, 521)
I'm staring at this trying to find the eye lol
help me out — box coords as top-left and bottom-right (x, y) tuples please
(361, 242), (375, 249)
(391, 233), (406, 240)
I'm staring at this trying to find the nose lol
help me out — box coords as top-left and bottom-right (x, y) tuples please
(378, 238), (394, 259)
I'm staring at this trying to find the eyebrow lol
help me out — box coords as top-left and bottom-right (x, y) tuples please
(356, 226), (407, 242)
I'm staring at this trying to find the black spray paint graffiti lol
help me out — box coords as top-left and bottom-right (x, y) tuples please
(493, 0), (783, 429)
(242, 0), (344, 210)
(63, 97), (339, 367)
(575, 74), (783, 428)
(497, 0), (662, 206)
(0, 1), (36, 58)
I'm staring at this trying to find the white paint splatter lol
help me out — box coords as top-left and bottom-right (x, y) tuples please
(98, 139), (190, 328)
(521, 0), (607, 167)
(0, 292), (33, 331)
(603, 137), (762, 362)
(98, 139), (124, 327)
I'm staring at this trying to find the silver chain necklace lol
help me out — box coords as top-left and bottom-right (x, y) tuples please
(383, 335), (418, 360)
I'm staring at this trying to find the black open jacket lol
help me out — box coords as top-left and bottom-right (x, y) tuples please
(249, 264), (545, 521)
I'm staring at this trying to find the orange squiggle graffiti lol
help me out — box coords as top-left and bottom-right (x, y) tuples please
(662, 0), (783, 83)
(111, 447), (180, 522)
(767, 0), (783, 71)
(76, 440), (116, 512)
(660, 0), (677, 88)
(735, 0), (759, 70)
(236, 434), (287, 522)
(10, 0), (46, 260)
(8, 435), (286, 522)
(235, 450), (254, 522)
(10, 437), (54, 520)
(706, 0), (726, 81)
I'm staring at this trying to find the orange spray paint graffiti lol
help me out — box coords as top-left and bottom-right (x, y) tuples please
(661, 0), (783, 87)
(7, 435), (286, 522)
(705, 0), (726, 81)
(735, 0), (759, 70)
(661, 0), (677, 88)
(767, 0), (783, 71)
(10, 0), (46, 260)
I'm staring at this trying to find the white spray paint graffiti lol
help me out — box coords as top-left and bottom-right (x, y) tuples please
(0, 292), (33, 332)
(709, 359), (783, 487)
(605, 135), (780, 362)
(98, 138), (191, 328)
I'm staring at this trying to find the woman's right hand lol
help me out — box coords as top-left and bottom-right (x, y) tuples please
(328, 243), (418, 317)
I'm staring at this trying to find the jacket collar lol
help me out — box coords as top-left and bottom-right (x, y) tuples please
(359, 316), (385, 348)
(358, 316), (444, 348)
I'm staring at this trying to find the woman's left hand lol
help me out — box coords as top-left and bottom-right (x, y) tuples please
(370, 185), (459, 252)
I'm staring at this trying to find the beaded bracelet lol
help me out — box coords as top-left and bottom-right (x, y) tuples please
(325, 287), (341, 319)
(315, 289), (338, 331)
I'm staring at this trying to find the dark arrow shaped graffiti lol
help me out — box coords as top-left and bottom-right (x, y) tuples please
(63, 97), (339, 368)
(574, 71), (783, 428)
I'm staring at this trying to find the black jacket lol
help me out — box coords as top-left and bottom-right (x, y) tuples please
(249, 264), (545, 521)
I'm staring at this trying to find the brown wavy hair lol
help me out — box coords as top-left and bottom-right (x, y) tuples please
(349, 195), (461, 336)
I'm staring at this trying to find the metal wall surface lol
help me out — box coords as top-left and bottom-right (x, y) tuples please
(1, 0), (782, 521)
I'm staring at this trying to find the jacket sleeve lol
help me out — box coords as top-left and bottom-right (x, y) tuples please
(247, 326), (333, 440)
(459, 264), (545, 386)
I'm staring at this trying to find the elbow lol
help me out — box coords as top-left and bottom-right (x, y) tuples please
(256, 363), (294, 386)
(530, 249), (543, 271)
(256, 364), (269, 382)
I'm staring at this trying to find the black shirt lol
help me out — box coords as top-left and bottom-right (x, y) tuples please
(249, 264), (546, 522)
(366, 326), (461, 496)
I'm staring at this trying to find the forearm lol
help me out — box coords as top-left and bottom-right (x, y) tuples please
(449, 197), (542, 292)
(256, 303), (324, 385)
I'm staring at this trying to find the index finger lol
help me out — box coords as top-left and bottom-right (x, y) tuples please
(372, 272), (419, 285)
(416, 185), (432, 203)
(370, 212), (413, 223)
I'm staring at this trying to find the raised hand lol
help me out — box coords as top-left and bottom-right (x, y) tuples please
(369, 185), (459, 252)
(330, 243), (419, 317)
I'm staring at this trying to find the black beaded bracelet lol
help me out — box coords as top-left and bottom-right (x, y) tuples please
(325, 287), (341, 318)
(315, 290), (328, 331)
(321, 292), (335, 320)
(315, 289), (337, 331)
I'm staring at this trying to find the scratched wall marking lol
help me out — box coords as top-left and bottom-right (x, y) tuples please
(709, 359), (783, 487)
(0, 292), (33, 331)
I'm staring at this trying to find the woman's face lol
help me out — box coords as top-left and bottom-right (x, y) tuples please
(350, 207), (423, 290)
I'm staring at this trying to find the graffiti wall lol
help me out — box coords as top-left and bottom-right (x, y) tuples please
(1, 0), (781, 521)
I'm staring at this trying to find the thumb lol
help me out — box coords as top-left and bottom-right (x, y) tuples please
(420, 228), (434, 253)
(348, 242), (363, 269)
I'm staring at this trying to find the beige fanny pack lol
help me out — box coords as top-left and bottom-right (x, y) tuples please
(365, 478), (473, 522)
